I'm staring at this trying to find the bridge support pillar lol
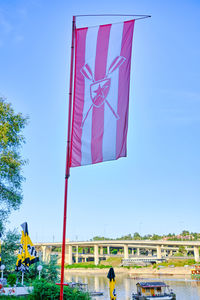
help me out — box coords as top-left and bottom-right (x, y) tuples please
(76, 246), (79, 263)
(157, 245), (162, 259)
(94, 245), (99, 265)
(42, 246), (47, 262)
(194, 246), (199, 262)
(137, 248), (140, 256)
(100, 247), (103, 255)
(67, 245), (73, 265)
(46, 246), (52, 262)
(124, 244), (129, 259)
(107, 246), (110, 255)
(132, 248), (134, 255)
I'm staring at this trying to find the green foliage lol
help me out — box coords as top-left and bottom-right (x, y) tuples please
(40, 255), (59, 282)
(65, 263), (111, 269)
(173, 252), (184, 257)
(91, 231), (200, 241)
(92, 236), (111, 241)
(29, 279), (91, 300)
(53, 247), (61, 252)
(181, 230), (190, 236)
(0, 98), (28, 232)
(1, 233), (59, 285)
(153, 265), (157, 269)
(151, 234), (162, 240)
(1, 229), (20, 275)
(7, 273), (17, 287)
(102, 257), (122, 267)
(23, 255), (59, 284)
(133, 232), (141, 240)
(154, 259), (195, 267)
(131, 265), (142, 269)
(111, 249), (117, 255)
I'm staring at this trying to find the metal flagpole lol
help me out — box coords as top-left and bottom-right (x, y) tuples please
(59, 15), (76, 300)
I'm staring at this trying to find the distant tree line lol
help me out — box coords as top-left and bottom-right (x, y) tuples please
(91, 230), (200, 241)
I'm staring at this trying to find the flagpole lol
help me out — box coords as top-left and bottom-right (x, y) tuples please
(59, 15), (76, 300)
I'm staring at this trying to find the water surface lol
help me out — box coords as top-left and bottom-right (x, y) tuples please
(65, 273), (200, 300)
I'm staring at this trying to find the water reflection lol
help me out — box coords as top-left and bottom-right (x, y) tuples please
(64, 272), (200, 300)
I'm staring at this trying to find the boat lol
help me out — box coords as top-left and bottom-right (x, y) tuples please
(89, 291), (104, 296)
(132, 282), (176, 299)
(61, 281), (104, 296)
(191, 265), (200, 279)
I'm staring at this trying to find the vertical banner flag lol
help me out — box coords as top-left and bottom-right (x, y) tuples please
(107, 267), (117, 300)
(16, 222), (39, 272)
(70, 20), (135, 167)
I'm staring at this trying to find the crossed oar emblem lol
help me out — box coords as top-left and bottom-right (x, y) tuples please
(80, 56), (126, 128)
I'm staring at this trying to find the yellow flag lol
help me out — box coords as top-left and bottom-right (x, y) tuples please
(107, 267), (117, 300)
(16, 222), (39, 272)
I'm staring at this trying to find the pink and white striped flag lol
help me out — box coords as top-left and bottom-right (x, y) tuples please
(70, 20), (135, 167)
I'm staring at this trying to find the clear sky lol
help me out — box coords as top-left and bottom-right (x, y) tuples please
(0, 0), (200, 243)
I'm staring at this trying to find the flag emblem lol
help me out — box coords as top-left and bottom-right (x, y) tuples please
(80, 55), (125, 127)
(90, 78), (111, 108)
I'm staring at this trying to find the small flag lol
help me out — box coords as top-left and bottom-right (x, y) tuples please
(70, 20), (135, 167)
(107, 267), (117, 300)
(16, 222), (39, 272)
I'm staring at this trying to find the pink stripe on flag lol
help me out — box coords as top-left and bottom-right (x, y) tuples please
(116, 20), (134, 159)
(91, 24), (111, 164)
(70, 28), (88, 167)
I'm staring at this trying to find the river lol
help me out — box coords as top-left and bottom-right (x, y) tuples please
(65, 273), (200, 300)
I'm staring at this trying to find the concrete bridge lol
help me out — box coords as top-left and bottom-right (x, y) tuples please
(35, 240), (200, 265)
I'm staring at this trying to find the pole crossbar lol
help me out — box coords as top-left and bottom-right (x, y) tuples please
(75, 14), (151, 18)
(75, 14), (151, 27)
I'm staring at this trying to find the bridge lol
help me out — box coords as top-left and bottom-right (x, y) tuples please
(35, 240), (200, 265)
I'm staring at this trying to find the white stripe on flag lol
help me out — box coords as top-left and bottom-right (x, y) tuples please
(102, 22), (124, 161)
(81, 26), (99, 166)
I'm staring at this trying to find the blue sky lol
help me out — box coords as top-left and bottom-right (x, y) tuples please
(0, 0), (200, 242)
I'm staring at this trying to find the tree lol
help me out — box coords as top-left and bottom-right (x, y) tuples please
(151, 234), (162, 240)
(133, 232), (141, 240)
(0, 98), (28, 232)
(142, 234), (152, 240)
(92, 236), (111, 241)
(181, 230), (190, 236)
(40, 255), (59, 282)
(1, 229), (20, 275)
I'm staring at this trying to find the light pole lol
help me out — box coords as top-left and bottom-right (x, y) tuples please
(0, 265), (5, 280)
(37, 265), (43, 280)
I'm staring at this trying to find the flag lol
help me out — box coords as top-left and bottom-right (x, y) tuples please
(107, 267), (116, 300)
(70, 20), (135, 167)
(16, 222), (39, 272)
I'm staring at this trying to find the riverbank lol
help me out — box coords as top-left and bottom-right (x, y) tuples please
(64, 265), (193, 276)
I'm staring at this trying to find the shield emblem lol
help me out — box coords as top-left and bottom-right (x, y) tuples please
(90, 78), (111, 107)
